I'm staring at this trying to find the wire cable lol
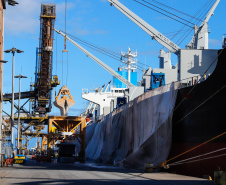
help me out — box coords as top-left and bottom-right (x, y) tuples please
(132, 0), (194, 28)
(170, 153), (226, 166)
(67, 34), (144, 71)
(169, 147), (226, 166)
(138, 0), (196, 25)
(66, 52), (68, 86)
(65, 0), (67, 35)
(55, 34), (58, 75)
(60, 31), (146, 70)
(62, 53), (64, 85)
(145, 0), (202, 21)
(176, 0), (215, 46)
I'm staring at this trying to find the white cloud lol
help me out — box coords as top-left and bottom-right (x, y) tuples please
(4, 0), (76, 35)
(4, 0), (42, 35)
(4, 0), (107, 37)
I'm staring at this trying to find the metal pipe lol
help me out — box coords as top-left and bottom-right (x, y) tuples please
(15, 74), (27, 154)
(17, 76), (21, 153)
(11, 53), (15, 151)
(4, 47), (24, 153)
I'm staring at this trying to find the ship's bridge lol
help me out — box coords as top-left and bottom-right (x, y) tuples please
(82, 87), (126, 116)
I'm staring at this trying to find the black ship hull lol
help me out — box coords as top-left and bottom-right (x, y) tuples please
(170, 49), (226, 177)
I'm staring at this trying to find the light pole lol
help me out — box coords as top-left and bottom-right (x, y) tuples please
(0, 60), (8, 166)
(4, 47), (23, 151)
(15, 74), (27, 154)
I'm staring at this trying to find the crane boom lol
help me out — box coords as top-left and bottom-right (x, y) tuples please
(108, 0), (180, 54)
(54, 29), (135, 87)
(187, 0), (220, 49)
(202, 0), (220, 23)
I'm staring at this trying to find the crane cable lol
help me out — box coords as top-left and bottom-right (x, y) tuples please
(62, 53), (64, 85)
(158, 0), (215, 48)
(62, 0), (69, 86)
(56, 34), (58, 76)
(176, 0), (215, 46)
(138, 0), (196, 26)
(132, 0), (194, 28)
(161, 0), (213, 47)
(146, 0), (202, 21)
(55, 33), (58, 102)
(61, 31), (145, 71)
(65, 0), (68, 86)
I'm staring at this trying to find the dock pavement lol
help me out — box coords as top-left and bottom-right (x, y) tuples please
(0, 156), (214, 185)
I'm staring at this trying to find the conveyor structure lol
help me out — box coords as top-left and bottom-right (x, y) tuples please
(35, 4), (58, 115)
(1, 4), (61, 154)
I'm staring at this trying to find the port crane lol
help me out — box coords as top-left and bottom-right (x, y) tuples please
(186, 0), (220, 49)
(54, 29), (135, 88)
(107, 0), (181, 55)
(107, 0), (220, 54)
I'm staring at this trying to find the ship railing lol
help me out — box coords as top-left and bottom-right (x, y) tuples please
(178, 73), (211, 88)
(110, 84), (127, 89)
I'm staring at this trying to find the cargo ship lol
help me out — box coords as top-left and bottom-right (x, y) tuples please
(80, 48), (226, 178)
(54, 0), (225, 178)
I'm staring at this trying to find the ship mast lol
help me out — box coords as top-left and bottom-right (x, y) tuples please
(121, 48), (137, 83)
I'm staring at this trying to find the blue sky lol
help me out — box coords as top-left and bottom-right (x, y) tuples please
(2, 0), (226, 133)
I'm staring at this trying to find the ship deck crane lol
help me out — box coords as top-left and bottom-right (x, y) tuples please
(54, 29), (135, 88)
(107, 0), (181, 55)
(108, 0), (220, 52)
(186, 0), (220, 49)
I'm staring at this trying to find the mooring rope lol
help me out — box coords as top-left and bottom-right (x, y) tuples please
(147, 131), (226, 171)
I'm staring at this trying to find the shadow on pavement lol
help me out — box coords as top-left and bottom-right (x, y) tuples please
(8, 178), (214, 185)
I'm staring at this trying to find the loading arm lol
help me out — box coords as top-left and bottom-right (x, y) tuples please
(187, 0), (220, 49)
(108, 0), (180, 55)
(54, 29), (135, 87)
